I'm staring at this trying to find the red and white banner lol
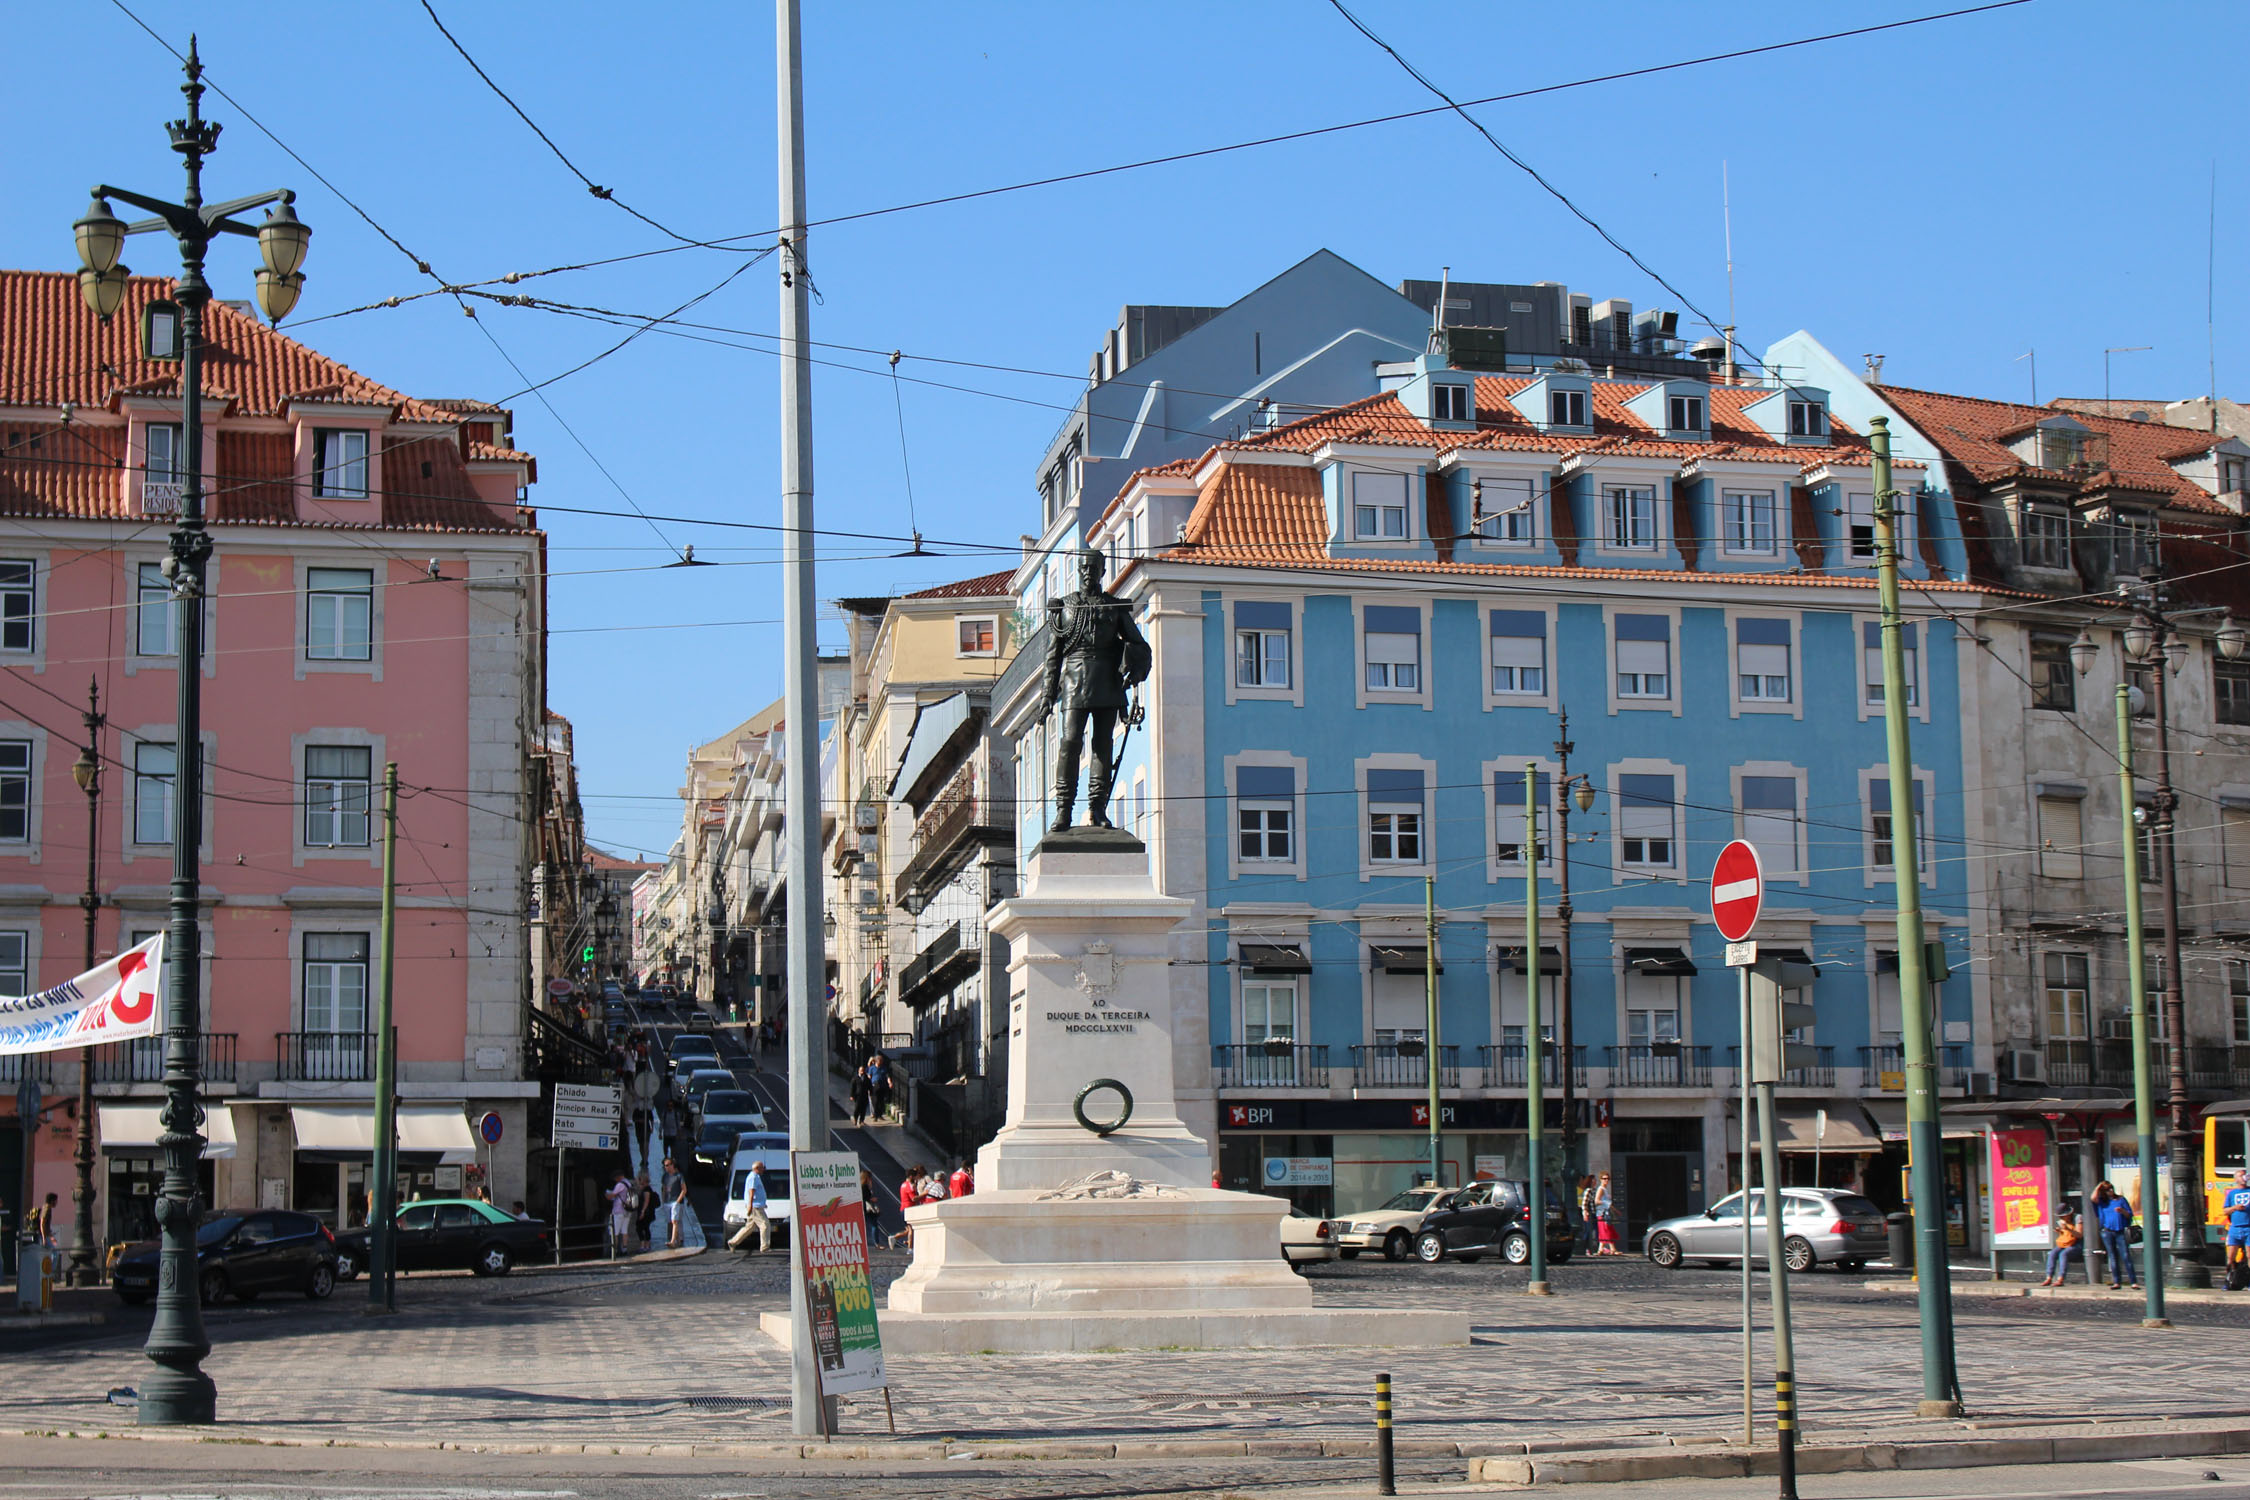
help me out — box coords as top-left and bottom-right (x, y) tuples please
(0, 934), (165, 1056)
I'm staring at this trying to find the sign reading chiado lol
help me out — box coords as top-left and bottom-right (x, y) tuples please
(790, 1150), (887, 1397)
(0, 934), (165, 1055)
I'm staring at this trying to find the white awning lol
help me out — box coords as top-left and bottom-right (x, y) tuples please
(290, 1104), (477, 1164)
(98, 1102), (237, 1159)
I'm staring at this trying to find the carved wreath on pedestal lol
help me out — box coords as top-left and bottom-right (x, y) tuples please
(1036, 1169), (1183, 1201)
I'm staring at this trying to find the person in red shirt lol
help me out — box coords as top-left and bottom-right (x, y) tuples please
(949, 1162), (973, 1199)
(892, 1167), (926, 1250)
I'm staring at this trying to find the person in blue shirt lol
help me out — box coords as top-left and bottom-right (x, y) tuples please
(2092, 1180), (2138, 1290)
(2224, 1170), (2250, 1287)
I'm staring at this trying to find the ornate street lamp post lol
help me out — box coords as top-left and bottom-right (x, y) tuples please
(69, 39), (309, 1425)
(66, 682), (105, 1287)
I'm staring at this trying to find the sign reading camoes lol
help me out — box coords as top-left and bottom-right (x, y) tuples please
(790, 1150), (887, 1397)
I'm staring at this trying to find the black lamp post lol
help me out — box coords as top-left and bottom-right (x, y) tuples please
(70, 39), (309, 1426)
(66, 681), (105, 1288)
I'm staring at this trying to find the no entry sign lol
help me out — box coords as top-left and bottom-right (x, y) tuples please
(1709, 839), (1763, 942)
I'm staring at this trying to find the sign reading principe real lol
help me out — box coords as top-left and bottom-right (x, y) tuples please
(790, 1150), (887, 1396)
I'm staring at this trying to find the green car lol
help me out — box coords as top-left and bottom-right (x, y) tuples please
(334, 1197), (551, 1279)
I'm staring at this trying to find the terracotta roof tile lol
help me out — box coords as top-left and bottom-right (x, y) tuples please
(1877, 383), (2227, 514)
(901, 568), (1017, 600)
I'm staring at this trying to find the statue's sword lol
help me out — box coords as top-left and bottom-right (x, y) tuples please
(1107, 689), (1147, 789)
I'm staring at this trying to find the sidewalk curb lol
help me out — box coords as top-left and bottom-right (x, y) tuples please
(1466, 1424), (2250, 1486)
(1858, 1280), (2246, 1305)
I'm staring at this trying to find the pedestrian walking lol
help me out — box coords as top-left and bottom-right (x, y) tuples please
(2038, 1208), (2083, 1286)
(2222, 1169), (2250, 1291)
(859, 1168), (885, 1242)
(1574, 1175), (1599, 1255)
(849, 1066), (871, 1127)
(27, 1192), (57, 1248)
(949, 1160), (974, 1199)
(891, 1166), (926, 1250)
(727, 1159), (773, 1256)
(1593, 1171), (1620, 1255)
(2092, 1180), (2138, 1288)
(606, 1172), (633, 1259)
(661, 1155), (688, 1249)
(868, 1052), (893, 1121)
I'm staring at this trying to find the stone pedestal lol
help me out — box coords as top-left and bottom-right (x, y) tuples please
(863, 833), (1465, 1354)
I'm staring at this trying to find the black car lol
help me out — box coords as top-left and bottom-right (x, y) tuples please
(334, 1198), (551, 1279)
(112, 1210), (339, 1306)
(1414, 1179), (1575, 1266)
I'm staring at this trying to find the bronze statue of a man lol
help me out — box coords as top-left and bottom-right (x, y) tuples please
(1039, 548), (1150, 832)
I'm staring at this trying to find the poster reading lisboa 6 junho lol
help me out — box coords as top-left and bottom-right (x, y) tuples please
(791, 1151), (887, 1396)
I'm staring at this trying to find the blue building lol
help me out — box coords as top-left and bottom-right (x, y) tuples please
(997, 345), (1983, 1245)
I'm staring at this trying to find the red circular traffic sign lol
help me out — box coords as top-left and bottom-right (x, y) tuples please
(1709, 839), (1763, 942)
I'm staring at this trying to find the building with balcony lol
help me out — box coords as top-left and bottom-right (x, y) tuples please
(995, 331), (1988, 1246)
(0, 268), (548, 1244)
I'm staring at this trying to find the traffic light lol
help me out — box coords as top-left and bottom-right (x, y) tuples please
(1748, 955), (1818, 1084)
(581, 945), (596, 963)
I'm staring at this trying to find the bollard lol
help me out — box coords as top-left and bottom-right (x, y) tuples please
(1375, 1371), (1395, 1496)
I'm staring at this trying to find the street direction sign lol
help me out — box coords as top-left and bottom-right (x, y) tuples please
(552, 1081), (621, 1151)
(554, 1083), (622, 1108)
(1709, 839), (1763, 943)
(552, 1123), (618, 1150)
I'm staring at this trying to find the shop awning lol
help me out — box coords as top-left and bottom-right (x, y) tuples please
(1497, 945), (1563, 976)
(1875, 1100), (2006, 1140)
(1370, 945), (1440, 975)
(290, 1105), (477, 1165)
(1624, 947), (1697, 976)
(98, 1103), (236, 1158)
(1769, 1105), (1884, 1153)
(1239, 944), (1311, 975)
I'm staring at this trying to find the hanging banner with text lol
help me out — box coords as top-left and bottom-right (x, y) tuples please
(791, 1150), (888, 1396)
(1988, 1126), (2051, 1248)
(0, 934), (166, 1056)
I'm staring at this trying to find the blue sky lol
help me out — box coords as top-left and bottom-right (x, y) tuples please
(5, 1), (2239, 858)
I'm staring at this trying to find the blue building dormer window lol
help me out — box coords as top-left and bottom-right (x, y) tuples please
(1471, 475), (1536, 546)
(1550, 388), (1587, 427)
(1788, 398), (1828, 437)
(1722, 489), (1780, 557)
(1605, 486), (1659, 550)
(1352, 472), (1411, 540)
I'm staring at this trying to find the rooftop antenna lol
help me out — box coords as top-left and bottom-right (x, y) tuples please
(1721, 161), (1738, 384)
(2014, 350), (2037, 405)
(1429, 265), (1450, 356)
(2103, 345), (2152, 409)
(2209, 160), (2220, 431)
(1863, 354), (1886, 383)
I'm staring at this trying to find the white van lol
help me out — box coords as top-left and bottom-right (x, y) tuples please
(722, 1133), (795, 1245)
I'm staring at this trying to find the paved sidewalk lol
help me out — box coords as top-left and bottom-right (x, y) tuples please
(8, 1254), (2248, 1457)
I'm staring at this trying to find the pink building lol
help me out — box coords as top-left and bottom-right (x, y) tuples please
(0, 270), (549, 1244)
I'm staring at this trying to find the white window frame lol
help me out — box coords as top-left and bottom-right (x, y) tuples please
(2021, 506), (2072, 571)
(1788, 399), (1828, 438)
(2043, 951), (2090, 1042)
(1467, 473), (1539, 549)
(303, 744), (374, 850)
(2110, 510), (2159, 577)
(1603, 485), (1660, 551)
(1354, 599), (1431, 711)
(1358, 754), (1435, 881)
(1486, 608), (1551, 706)
(313, 428), (370, 500)
(1668, 394), (1706, 433)
(1349, 470), (1412, 543)
(954, 615), (999, 658)
(1549, 387), (1588, 428)
(0, 736), (33, 847)
(1225, 752), (1307, 881)
(1240, 977), (1300, 1045)
(1732, 763), (1807, 883)
(1431, 383), (1470, 422)
(131, 740), (178, 848)
(1720, 488), (1782, 559)
(134, 561), (174, 658)
(1607, 609), (1680, 716)
(1861, 766), (1938, 888)
(300, 931), (373, 1035)
(0, 559), (35, 655)
(1611, 760), (1685, 878)
(122, 727), (213, 867)
(297, 560), (383, 681)
(2037, 793), (2085, 880)
(1728, 611), (1800, 719)
(1227, 596), (1298, 706)
(1856, 615), (1929, 724)
(1485, 756), (1559, 880)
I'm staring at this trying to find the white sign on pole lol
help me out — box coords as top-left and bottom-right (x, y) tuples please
(553, 1081), (621, 1151)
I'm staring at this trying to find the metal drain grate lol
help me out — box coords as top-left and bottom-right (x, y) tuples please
(681, 1396), (781, 1413)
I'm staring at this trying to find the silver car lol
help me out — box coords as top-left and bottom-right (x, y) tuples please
(1644, 1187), (1888, 1272)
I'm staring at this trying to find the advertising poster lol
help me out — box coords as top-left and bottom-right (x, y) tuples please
(791, 1150), (887, 1396)
(0, 935), (164, 1055)
(1262, 1156), (1333, 1188)
(1989, 1127), (2050, 1248)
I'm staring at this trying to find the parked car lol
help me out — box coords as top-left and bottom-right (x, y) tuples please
(1338, 1185), (1453, 1261)
(1279, 1206), (1338, 1271)
(1414, 1179), (1574, 1265)
(1643, 1188), (1888, 1272)
(335, 1198), (551, 1279)
(112, 1210), (338, 1306)
(723, 1135), (796, 1243)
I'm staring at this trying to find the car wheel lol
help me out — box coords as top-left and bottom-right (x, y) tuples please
(198, 1268), (229, 1306)
(1500, 1232), (1532, 1266)
(1414, 1231), (1446, 1264)
(1783, 1236), (1816, 1273)
(117, 1291), (150, 1306)
(1338, 1248), (1360, 1260)
(1384, 1230), (1412, 1262)
(306, 1263), (335, 1300)
(334, 1250), (360, 1281)
(1647, 1232), (1683, 1269)
(474, 1244), (514, 1277)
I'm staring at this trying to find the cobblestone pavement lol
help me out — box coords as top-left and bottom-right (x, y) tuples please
(9, 1250), (2250, 1454)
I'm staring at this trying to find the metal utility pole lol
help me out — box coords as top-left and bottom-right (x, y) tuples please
(368, 765), (400, 1312)
(777, 0), (833, 1437)
(1869, 417), (1961, 1415)
(1522, 765), (1548, 1294)
(1739, 961), (1754, 1446)
(67, 680), (106, 1287)
(70, 41), (308, 1424)
(1553, 715), (1579, 1181)
(1423, 877), (1441, 1189)
(2115, 686), (2168, 1323)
